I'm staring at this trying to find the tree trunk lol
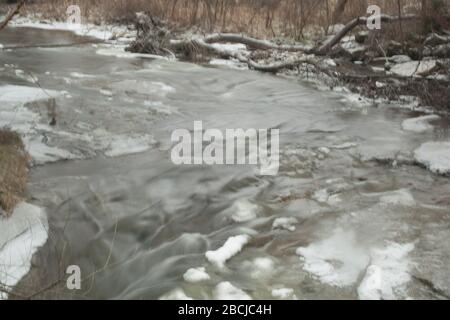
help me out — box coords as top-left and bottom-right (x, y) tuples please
(332, 0), (349, 24)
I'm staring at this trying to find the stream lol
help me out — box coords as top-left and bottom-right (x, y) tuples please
(1, 27), (449, 300)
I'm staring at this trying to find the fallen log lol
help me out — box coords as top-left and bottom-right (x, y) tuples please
(316, 14), (419, 55)
(203, 33), (314, 52)
(170, 38), (320, 73)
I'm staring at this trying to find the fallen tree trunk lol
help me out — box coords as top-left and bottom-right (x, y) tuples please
(129, 12), (428, 73)
(316, 14), (419, 55)
(203, 33), (314, 52)
(0, 0), (26, 32)
(170, 38), (320, 73)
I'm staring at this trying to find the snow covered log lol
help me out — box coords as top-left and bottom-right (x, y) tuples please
(316, 14), (419, 55)
(203, 33), (314, 52)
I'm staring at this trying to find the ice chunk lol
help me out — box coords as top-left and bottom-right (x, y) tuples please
(271, 288), (296, 299)
(391, 60), (437, 77)
(414, 142), (450, 175)
(183, 267), (210, 283)
(206, 235), (250, 268)
(213, 282), (252, 300)
(231, 200), (258, 223)
(358, 242), (415, 300)
(401, 115), (440, 133)
(272, 217), (298, 232)
(0, 203), (48, 299)
(159, 288), (193, 300)
(296, 228), (370, 287)
(379, 189), (416, 207)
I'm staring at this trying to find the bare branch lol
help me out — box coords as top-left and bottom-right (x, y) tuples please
(0, 0), (26, 32)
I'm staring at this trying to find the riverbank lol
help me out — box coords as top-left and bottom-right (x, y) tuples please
(1, 14), (450, 300)
(0, 131), (48, 300)
(5, 8), (449, 113)
(0, 130), (27, 216)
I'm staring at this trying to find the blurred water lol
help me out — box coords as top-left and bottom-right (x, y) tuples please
(1, 27), (449, 300)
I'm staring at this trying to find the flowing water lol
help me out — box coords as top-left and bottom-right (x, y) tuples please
(1, 27), (449, 300)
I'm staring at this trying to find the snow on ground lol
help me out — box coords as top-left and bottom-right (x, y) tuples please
(272, 217), (298, 232)
(23, 136), (81, 165)
(11, 16), (132, 42)
(0, 85), (157, 164)
(0, 85), (82, 164)
(159, 288), (193, 300)
(231, 199), (258, 223)
(357, 242), (415, 300)
(213, 282), (252, 300)
(390, 60), (437, 77)
(401, 115), (440, 133)
(296, 228), (370, 287)
(0, 203), (48, 299)
(210, 43), (247, 53)
(414, 142), (450, 175)
(183, 267), (211, 283)
(205, 235), (250, 268)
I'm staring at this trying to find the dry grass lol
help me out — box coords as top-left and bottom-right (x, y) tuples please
(0, 129), (29, 217)
(22, 0), (449, 39)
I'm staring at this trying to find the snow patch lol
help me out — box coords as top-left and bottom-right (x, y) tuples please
(401, 115), (440, 133)
(312, 189), (341, 206)
(242, 257), (275, 279)
(183, 267), (210, 283)
(0, 85), (79, 164)
(390, 60), (437, 77)
(358, 242), (415, 300)
(159, 288), (193, 300)
(0, 203), (48, 299)
(210, 43), (247, 53)
(271, 288), (296, 299)
(231, 200), (258, 223)
(11, 17), (131, 42)
(23, 136), (81, 165)
(205, 235), (250, 268)
(296, 228), (370, 287)
(213, 282), (252, 300)
(414, 142), (450, 175)
(272, 217), (298, 232)
(379, 189), (416, 207)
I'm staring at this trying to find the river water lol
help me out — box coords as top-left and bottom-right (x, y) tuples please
(1, 27), (449, 300)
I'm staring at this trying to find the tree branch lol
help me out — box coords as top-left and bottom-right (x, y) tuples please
(316, 14), (419, 55)
(0, 0), (26, 32)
